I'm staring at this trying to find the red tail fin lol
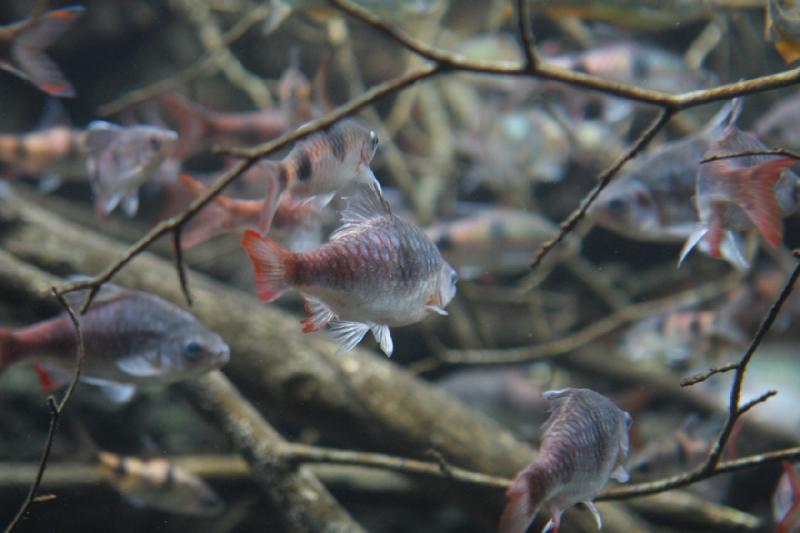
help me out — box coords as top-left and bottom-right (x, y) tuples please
(0, 327), (18, 375)
(158, 94), (210, 159)
(729, 157), (796, 248)
(498, 464), (546, 533)
(241, 230), (294, 302)
(5, 7), (83, 97)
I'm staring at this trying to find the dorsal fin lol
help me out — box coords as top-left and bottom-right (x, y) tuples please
(332, 183), (390, 239)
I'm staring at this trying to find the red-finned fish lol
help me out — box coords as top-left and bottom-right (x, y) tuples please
(158, 93), (290, 159)
(257, 118), (380, 232)
(424, 205), (558, 279)
(0, 6), (83, 97)
(499, 388), (631, 533)
(766, 0), (800, 63)
(589, 100), (740, 243)
(774, 461), (800, 533)
(97, 451), (224, 516)
(242, 184), (457, 356)
(85, 121), (178, 217)
(621, 308), (744, 366)
(0, 282), (229, 403)
(179, 171), (322, 250)
(679, 126), (800, 265)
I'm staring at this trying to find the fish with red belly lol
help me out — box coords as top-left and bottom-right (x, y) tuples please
(242, 184), (457, 356)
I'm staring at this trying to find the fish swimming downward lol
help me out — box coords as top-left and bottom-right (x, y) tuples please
(499, 388), (631, 533)
(179, 171), (322, 250)
(0, 282), (229, 402)
(242, 184), (457, 356)
(85, 121), (178, 217)
(257, 118), (380, 233)
(0, 6), (83, 97)
(679, 125), (800, 266)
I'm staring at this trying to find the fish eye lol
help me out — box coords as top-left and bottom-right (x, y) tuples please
(149, 137), (163, 151)
(183, 339), (206, 361)
(450, 270), (458, 287)
(624, 412), (633, 428)
(369, 130), (378, 150)
(607, 197), (627, 215)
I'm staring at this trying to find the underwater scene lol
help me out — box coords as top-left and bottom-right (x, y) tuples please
(2, 0), (800, 532)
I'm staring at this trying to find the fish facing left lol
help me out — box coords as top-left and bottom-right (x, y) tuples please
(97, 451), (224, 516)
(0, 282), (230, 403)
(85, 121), (179, 218)
(242, 184), (457, 357)
(0, 6), (84, 97)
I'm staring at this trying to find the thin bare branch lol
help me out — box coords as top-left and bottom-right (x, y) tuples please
(4, 288), (85, 533)
(701, 147), (800, 163)
(681, 362), (739, 387)
(172, 228), (193, 306)
(516, 0), (538, 71)
(530, 108), (673, 270)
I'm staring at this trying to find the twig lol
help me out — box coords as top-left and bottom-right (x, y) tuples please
(530, 108), (673, 270)
(680, 362), (738, 387)
(172, 228), (193, 306)
(516, 0), (538, 71)
(700, 147), (800, 163)
(4, 289), (85, 533)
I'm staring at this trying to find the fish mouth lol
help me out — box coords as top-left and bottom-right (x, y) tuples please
(212, 346), (231, 368)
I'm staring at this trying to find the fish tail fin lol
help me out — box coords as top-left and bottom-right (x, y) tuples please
(258, 161), (284, 233)
(498, 464), (546, 533)
(9, 6), (84, 97)
(729, 157), (796, 248)
(241, 229), (294, 302)
(179, 174), (240, 248)
(158, 93), (210, 159)
(0, 327), (18, 375)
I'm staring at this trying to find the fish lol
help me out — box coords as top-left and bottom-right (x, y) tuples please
(257, 118), (380, 232)
(0, 100), (87, 183)
(97, 451), (224, 516)
(547, 41), (717, 94)
(459, 106), (573, 189)
(85, 121), (178, 217)
(773, 461), (800, 533)
(424, 205), (559, 279)
(242, 184), (457, 356)
(0, 282), (230, 403)
(499, 388), (631, 533)
(589, 100), (740, 242)
(621, 308), (744, 366)
(0, 6), (84, 97)
(158, 93), (290, 159)
(767, 0), (800, 63)
(179, 171), (322, 251)
(679, 125), (800, 265)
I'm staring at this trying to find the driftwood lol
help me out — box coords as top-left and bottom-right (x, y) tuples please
(180, 371), (367, 533)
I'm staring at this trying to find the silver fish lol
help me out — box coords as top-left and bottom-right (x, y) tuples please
(85, 121), (178, 217)
(242, 184), (457, 356)
(499, 388), (631, 533)
(0, 282), (229, 402)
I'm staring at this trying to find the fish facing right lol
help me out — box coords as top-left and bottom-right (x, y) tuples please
(499, 388), (631, 533)
(242, 183), (458, 357)
(0, 282), (230, 403)
(85, 121), (178, 218)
